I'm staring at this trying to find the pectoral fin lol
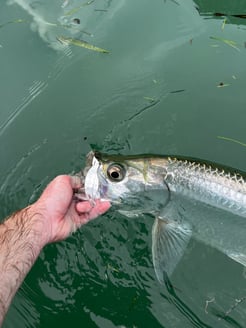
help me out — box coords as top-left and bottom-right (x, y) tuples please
(152, 217), (192, 283)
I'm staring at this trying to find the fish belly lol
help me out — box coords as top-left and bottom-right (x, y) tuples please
(171, 193), (246, 263)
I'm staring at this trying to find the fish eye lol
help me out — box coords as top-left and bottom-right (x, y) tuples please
(107, 163), (126, 182)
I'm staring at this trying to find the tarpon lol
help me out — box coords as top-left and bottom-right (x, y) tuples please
(82, 151), (246, 283)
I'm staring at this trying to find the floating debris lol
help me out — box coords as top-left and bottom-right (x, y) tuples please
(217, 136), (246, 147)
(210, 36), (240, 51)
(222, 296), (246, 319)
(170, 89), (185, 93)
(64, 0), (95, 16)
(107, 264), (119, 273)
(221, 18), (227, 30)
(163, 0), (180, 5)
(217, 82), (230, 88)
(143, 96), (156, 102)
(57, 35), (110, 53)
(0, 19), (28, 29)
(204, 297), (215, 314)
(94, 9), (108, 12)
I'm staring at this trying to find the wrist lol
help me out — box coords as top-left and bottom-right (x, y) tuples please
(0, 208), (45, 268)
(25, 203), (51, 248)
(5, 206), (47, 252)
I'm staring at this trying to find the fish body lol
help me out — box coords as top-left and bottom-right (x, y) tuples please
(83, 152), (246, 283)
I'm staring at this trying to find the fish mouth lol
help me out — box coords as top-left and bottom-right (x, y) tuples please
(81, 151), (97, 178)
(85, 151), (95, 171)
(73, 151), (97, 202)
(83, 151), (102, 200)
(83, 152), (114, 203)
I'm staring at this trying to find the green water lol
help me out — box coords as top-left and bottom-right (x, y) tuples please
(1, 0), (246, 327)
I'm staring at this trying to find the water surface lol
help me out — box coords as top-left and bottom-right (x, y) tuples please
(1, 0), (246, 327)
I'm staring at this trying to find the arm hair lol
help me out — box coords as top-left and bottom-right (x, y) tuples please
(0, 207), (45, 325)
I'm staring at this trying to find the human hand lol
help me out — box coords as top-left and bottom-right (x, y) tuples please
(30, 175), (111, 246)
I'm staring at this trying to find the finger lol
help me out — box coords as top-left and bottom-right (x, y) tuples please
(75, 200), (93, 213)
(70, 175), (82, 189)
(87, 200), (111, 220)
(76, 206), (109, 226)
(76, 200), (111, 216)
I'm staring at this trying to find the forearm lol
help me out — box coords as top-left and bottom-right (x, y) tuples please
(0, 207), (45, 325)
(0, 175), (111, 326)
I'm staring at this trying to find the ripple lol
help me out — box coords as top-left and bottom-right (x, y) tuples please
(4, 284), (40, 328)
(0, 138), (48, 219)
(0, 80), (47, 137)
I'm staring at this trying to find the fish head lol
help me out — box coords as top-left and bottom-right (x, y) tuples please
(83, 151), (170, 215)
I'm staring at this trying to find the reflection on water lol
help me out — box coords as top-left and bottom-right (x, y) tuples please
(2, 0), (246, 327)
